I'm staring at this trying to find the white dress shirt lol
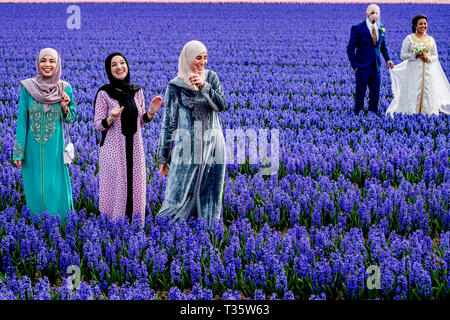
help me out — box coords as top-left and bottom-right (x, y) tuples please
(366, 18), (379, 41)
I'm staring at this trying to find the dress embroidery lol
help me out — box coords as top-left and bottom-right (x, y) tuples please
(13, 140), (25, 160)
(410, 34), (432, 51)
(29, 101), (60, 143)
(43, 104), (60, 143)
(29, 101), (42, 142)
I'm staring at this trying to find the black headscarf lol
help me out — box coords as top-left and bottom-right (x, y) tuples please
(94, 52), (142, 138)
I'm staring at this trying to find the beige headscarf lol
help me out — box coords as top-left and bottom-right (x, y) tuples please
(177, 40), (207, 90)
(20, 48), (67, 112)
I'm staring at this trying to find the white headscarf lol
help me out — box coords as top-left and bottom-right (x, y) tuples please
(177, 40), (207, 90)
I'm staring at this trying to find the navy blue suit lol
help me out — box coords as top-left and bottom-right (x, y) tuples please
(347, 20), (392, 114)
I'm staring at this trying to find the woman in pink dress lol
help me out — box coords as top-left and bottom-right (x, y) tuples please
(94, 52), (163, 226)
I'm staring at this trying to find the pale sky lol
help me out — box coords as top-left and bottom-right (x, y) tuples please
(1, 0), (449, 3)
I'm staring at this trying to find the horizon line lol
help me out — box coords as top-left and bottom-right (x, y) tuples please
(1, 0), (450, 4)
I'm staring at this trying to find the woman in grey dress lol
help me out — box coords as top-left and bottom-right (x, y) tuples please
(156, 40), (226, 226)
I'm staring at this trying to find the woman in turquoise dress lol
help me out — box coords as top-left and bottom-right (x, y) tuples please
(13, 48), (77, 219)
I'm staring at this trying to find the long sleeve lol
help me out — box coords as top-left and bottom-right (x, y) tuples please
(139, 89), (151, 126)
(346, 24), (359, 70)
(94, 90), (110, 132)
(13, 86), (28, 161)
(157, 85), (178, 164)
(200, 71), (226, 112)
(428, 37), (438, 63)
(62, 83), (77, 123)
(400, 36), (417, 61)
(380, 34), (392, 63)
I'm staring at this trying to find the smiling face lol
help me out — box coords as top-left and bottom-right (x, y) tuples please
(110, 55), (128, 80)
(190, 52), (207, 75)
(415, 18), (428, 34)
(366, 5), (380, 24)
(39, 54), (57, 77)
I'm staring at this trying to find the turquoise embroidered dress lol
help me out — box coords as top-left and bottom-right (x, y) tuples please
(13, 85), (77, 218)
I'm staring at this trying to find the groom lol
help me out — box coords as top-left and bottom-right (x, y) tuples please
(347, 4), (394, 115)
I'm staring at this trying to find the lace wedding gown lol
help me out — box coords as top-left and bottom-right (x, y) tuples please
(386, 34), (450, 116)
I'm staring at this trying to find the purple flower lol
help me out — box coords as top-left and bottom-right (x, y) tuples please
(312, 258), (332, 291)
(309, 292), (326, 300)
(283, 290), (295, 300)
(107, 283), (121, 300)
(32, 276), (51, 300)
(394, 275), (408, 300)
(170, 259), (182, 285)
(222, 289), (241, 300)
(253, 289), (266, 300)
(410, 261), (432, 298)
(0, 281), (16, 300)
(169, 287), (186, 300)
(186, 283), (213, 300)
(74, 282), (94, 300)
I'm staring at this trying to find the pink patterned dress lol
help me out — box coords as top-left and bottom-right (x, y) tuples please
(94, 88), (148, 226)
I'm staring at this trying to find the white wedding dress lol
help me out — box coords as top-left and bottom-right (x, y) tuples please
(386, 34), (450, 116)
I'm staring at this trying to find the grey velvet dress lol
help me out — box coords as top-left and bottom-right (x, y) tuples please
(156, 70), (226, 225)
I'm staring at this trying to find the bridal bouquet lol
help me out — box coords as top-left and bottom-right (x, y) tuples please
(411, 42), (428, 56)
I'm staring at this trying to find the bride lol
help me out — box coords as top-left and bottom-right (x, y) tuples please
(386, 14), (450, 116)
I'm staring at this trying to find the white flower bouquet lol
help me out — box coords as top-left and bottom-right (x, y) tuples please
(411, 42), (428, 56)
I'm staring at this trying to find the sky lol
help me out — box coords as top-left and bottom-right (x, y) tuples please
(1, 0), (449, 3)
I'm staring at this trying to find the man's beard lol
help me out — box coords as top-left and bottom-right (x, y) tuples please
(369, 15), (379, 24)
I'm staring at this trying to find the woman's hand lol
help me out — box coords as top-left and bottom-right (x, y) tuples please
(108, 106), (124, 125)
(60, 91), (70, 113)
(416, 54), (430, 62)
(14, 160), (23, 168)
(158, 163), (170, 177)
(147, 96), (164, 118)
(189, 74), (205, 89)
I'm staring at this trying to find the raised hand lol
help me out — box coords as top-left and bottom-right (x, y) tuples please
(60, 91), (71, 112)
(158, 163), (170, 177)
(147, 96), (164, 118)
(108, 106), (124, 125)
(189, 74), (205, 89)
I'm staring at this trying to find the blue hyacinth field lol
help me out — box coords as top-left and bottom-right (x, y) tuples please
(0, 2), (449, 301)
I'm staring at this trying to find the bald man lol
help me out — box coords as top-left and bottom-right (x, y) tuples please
(347, 4), (394, 115)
